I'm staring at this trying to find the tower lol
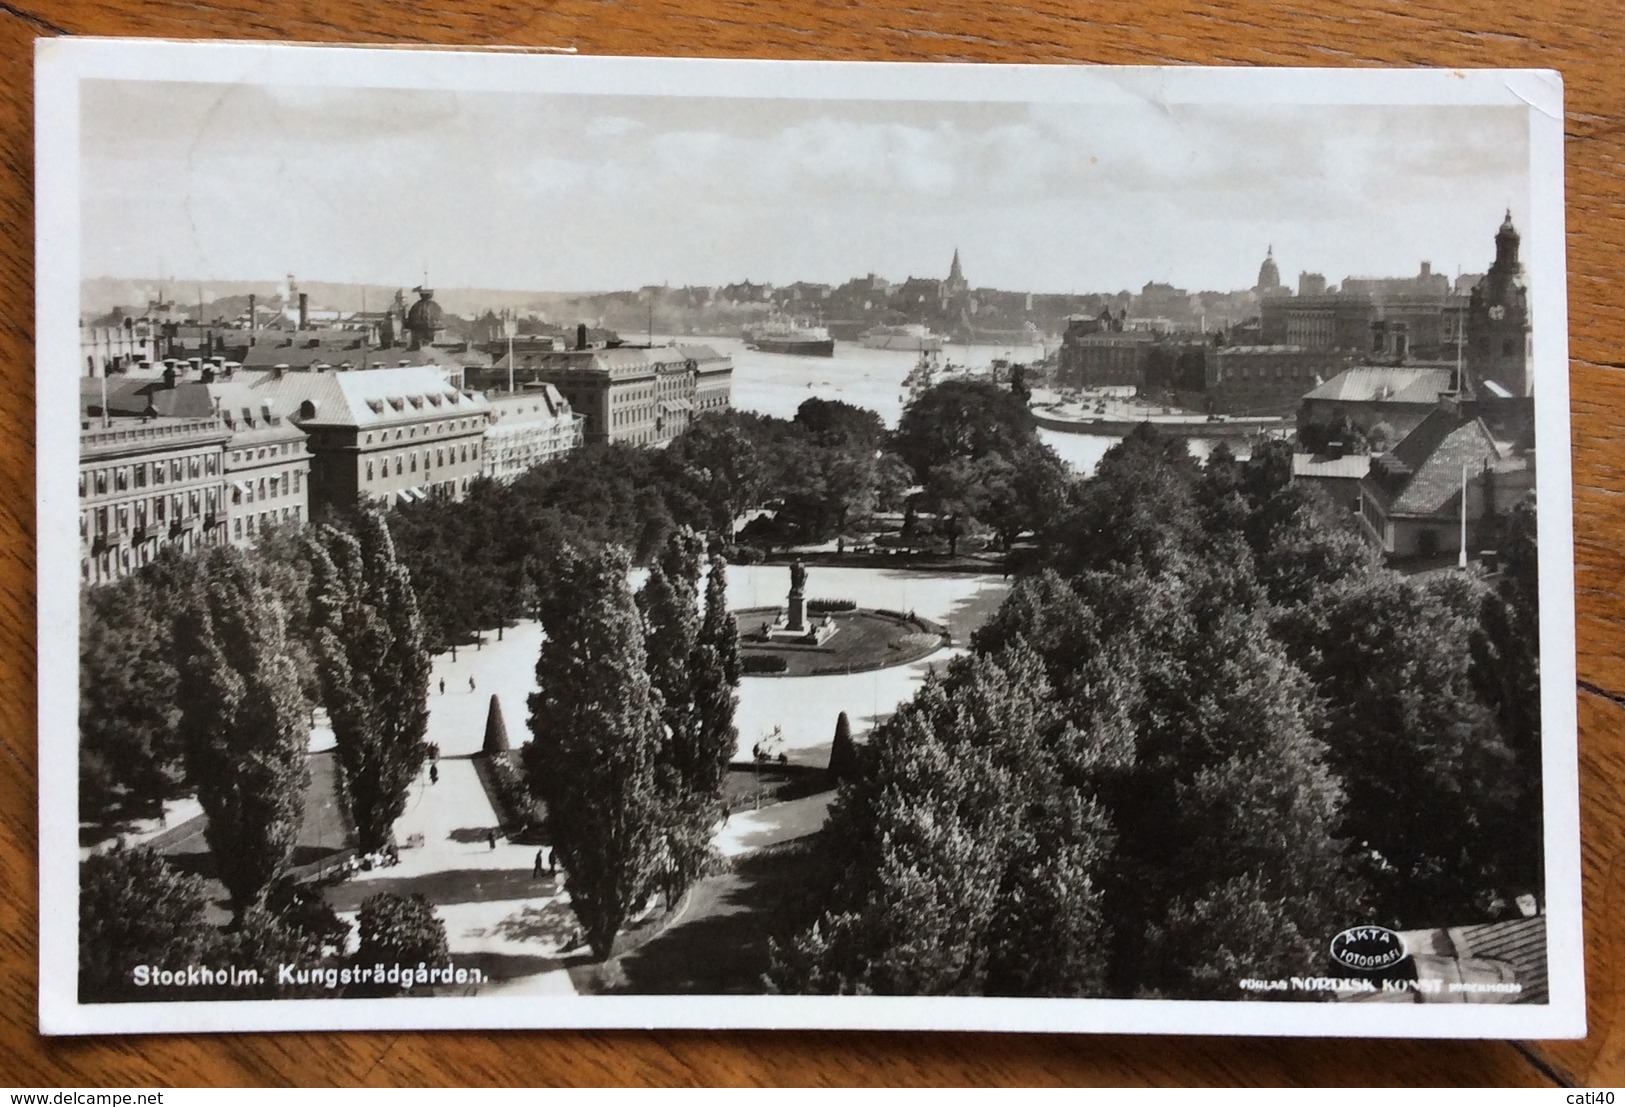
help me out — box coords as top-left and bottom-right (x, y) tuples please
(1466, 211), (1531, 398)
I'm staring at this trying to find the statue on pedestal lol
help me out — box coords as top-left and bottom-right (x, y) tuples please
(786, 559), (808, 631)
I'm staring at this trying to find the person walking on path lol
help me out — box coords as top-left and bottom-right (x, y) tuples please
(439, 678), (445, 695)
(533, 848), (546, 879)
(487, 828), (497, 850)
(469, 675), (477, 693)
(429, 764), (438, 786)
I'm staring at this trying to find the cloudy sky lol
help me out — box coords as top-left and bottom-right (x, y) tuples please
(80, 79), (1530, 295)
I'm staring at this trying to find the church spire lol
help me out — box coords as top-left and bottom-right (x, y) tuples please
(946, 248), (966, 295)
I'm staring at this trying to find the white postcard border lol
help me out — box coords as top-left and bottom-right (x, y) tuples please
(35, 40), (1583, 1038)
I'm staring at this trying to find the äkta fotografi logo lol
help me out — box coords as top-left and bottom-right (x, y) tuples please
(1329, 926), (1409, 972)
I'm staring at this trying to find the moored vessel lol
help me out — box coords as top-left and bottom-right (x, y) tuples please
(860, 323), (944, 352)
(742, 318), (835, 357)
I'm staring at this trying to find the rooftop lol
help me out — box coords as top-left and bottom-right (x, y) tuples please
(248, 365), (489, 430)
(1305, 365), (1456, 405)
(1292, 453), (1372, 480)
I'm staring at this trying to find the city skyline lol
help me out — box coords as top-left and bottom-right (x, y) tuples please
(81, 82), (1530, 297)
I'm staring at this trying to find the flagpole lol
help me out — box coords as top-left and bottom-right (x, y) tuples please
(1459, 463), (1469, 569)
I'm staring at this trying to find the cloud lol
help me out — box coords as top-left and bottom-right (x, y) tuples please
(78, 81), (1531, 293)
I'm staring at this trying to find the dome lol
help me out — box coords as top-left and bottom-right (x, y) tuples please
(1496, 209), (1520, 247)
(1256, 246), (1281, 291)
(406, 287), (443, 331)
(405, 286), (444, 347)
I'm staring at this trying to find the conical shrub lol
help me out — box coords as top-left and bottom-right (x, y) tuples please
(827, 711), (857, 781)
(483, 694), (511, 755)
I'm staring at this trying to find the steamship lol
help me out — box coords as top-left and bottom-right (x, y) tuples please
(742, 318), (835, 357)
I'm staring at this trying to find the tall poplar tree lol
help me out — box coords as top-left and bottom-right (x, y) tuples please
(636, 532), (741, 904)
(307, 511), (432, 855)
(525, 544), (665, 958)
(172, 547), (308, 924)
(638, 528), (705, 774)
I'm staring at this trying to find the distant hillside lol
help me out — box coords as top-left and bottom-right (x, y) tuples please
(79, 277), (617, 322)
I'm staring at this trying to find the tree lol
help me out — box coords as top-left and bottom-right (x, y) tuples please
(638, 535), (741, 905)
(1078, 568), (1360, 998)
(525, 544), (666, 958)
(701, 553), (742, 690)
(637, 529), (711, 900)
(172, 548), (309, 924)
(771, 643), (1115, 997)
(1047, 424), (1202, 577)
(794, 396), (886, 453)
(1277, 570), (1518, 923)
(670, 415), (765, 538)
(79, 844), (225, 1002)
(353, 893), (449, 994)
(307, 510), (432, 856)
(893, 379), (1038, 481)
(922, 445), (1070, 555)
(79, 582), (183, 821)
(1470, 495), (1543, 898)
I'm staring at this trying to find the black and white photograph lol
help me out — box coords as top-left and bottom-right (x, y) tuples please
(35, 43), (1581, 1036)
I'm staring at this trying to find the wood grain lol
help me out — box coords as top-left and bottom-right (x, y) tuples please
(3, 0), (1622, 1087)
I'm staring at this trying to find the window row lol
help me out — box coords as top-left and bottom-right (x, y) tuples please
(234, 506), (303, 540)
(231, 442), (302, 463)
(82, 488), (219, 539)
(80, 452), (218, 497)
(231, 469), (302, 505)
(363, 419), (479, 446)
(364, 443), (478, 483)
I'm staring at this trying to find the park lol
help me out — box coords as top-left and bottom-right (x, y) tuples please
(330, 558), (1010, 994)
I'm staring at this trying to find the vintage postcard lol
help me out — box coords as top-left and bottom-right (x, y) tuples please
(35, 41), (1581, 1036)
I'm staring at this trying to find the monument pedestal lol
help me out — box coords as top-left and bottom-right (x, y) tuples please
(786, 593), (807, 632)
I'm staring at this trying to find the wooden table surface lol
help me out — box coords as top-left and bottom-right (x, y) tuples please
(2, 0), (1621, 1088)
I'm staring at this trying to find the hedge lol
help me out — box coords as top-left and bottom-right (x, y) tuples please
(806, 598), (857, 613)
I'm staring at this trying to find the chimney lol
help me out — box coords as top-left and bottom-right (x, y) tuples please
(248, 293), (257, 332)
(577, 323), (588, 351)
(298, 292), (309, 330)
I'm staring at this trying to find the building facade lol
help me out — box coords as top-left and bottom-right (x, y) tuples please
(482, 385), (584, 482)
(1205, 345), (1357, 415)
(209, 383), (313, 546)
(1357, 407), (1536, 560)
(680, 344), (733, 414)
(1062, 330), (1157, 389)
(510, 344), (733, 447)
(80, 417), (229, 584)
(81, 322), (158, 377)
(250, 365), (492, 514)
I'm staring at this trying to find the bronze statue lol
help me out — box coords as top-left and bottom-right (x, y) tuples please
(789, 558), (807, 596)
